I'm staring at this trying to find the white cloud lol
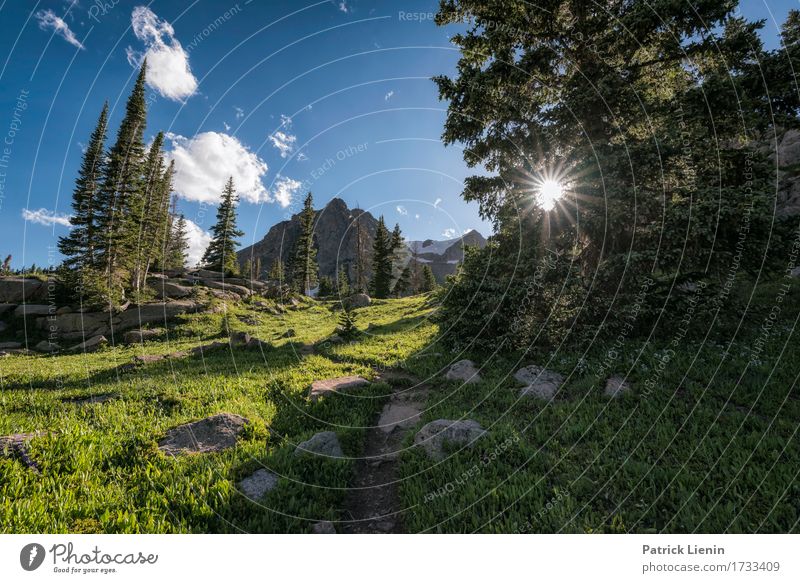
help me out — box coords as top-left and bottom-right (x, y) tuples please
(165, 132), (269, 204)
(126, 6), (198, 102)
(434, 197), (442, 208)
(183, 218), (212, 267)
(384, 90), (394, 101)
(22, 208), (72, 228)
(269, 130), (296, 159)
(272, 176), (302, 208)
(296, 151), (309, 161)
(235, 106), (244, 120)
(441, 228), (458, 239)
(35, 9), (84, 50)
(414, 213), (420, 220)
(223, 121), (231, 131)
(338, 1), (349, 13)
(396, 205), (408, 215)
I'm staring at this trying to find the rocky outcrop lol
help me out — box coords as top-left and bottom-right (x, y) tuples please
(343, 293), (371, 309)
(407, 230), (487, 282)
(158, 413), (249, 456)
(67, 335), (107, 353)
(604, 375), (632, 398)
(0, 277), (49, 303)
(122, 329), (164, 344)
(413, 419), (486, 461)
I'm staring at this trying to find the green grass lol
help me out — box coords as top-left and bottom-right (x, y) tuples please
(1, 285), (798, 533)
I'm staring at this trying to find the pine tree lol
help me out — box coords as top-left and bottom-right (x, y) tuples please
(420, 265), (436, 292)
(291, 192), (318, 295)
(268, 258), (285, 281)
(337, 305), (360, 341)
(369, 215), (393, 299)
(318, 275), (334, 297)
(201, 177), (244, 275)
(58, 102), (109, 272)
(129, 131), (167, 293)
(393, 265), (412, 297)
(97, 61), (148, 297)
(163, 213), (189, 269)
(337, 264), (350, 297)
(253, 256), (262, 280)
(353, 207), (368, 293)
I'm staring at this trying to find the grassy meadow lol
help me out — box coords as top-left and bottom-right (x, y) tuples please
(1, 283), (798, 533)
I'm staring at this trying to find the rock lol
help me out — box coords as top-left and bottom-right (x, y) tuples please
(122, 328), (164, 344)
(190, 341), (227, 355)
(115, 301), (197, 330)
(311, 521), (336, 534)
(445, 359), (481, 384)
(515, 365), (564, 400)
(309, 376), (369, 402)
(238, 469), (278, 500)
(604, 375), (632, 398)
(201, 279), (252, 298)
(0, 303), (16, 316)
(791, 266), (800, 278)
(0, 341), (22, 349)
(246, 337), (270, 349)
(281, 328), (296, 338)
(229, 331), (251, 346)
(0, 277), (47, 303)
(67, 335), (107, 353)
(0, 321), (7, 333)
(34, 340), (59, 353)
(414, 419), (486, 461)
(158, 413), (249, 455)
(191, 269), (225, 280)
(294, 431), (344, 458)
(343, 293), (371, 309)
(41, 312), (113, 337)
(377, 403), (422, 433)
(150, 280), (193, 299)
(133, 354), (166, 364)
(13, 304), (52, 318)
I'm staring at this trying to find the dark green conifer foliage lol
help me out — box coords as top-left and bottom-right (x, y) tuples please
(369, 216), (393, 298)
(420, 265), (436, 292)
(164, 213), (189, 270)
(202, 176), (244, 275)
(291, 192), (318, 294)
(58, 102), (109, 271)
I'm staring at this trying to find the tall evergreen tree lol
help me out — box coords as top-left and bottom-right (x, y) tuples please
(420, 265), (436, 292)
(58, 102), (109, 271)
(163, 213), (189, 269)
(353, 207), (368, 293)
(291, 192), (318, 295)
(369, 216), (393, 298)
(337, 264), (350, 297)
(268, 257), (285, 281)
(202, 177), (244, 275)
(393, 265), (412, 297)
(97, 61), (148, 297)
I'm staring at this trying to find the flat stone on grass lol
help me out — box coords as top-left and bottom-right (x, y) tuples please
(309, 376), (369, 402)
(445, 359), (481, 384)
(604, 375), (632, 398)
(413, 419), (486, 461)
(158, 413), (249, 456)
(238, 469), (278, 501)
(294, 431), (344, 458)
(515, 365), (564, 400)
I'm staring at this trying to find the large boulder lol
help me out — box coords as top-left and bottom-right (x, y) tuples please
(0, 277), (47, 303)
(515, 365), (564, 400)
(115, 301), (197, 330)
(158, 413), (249, 456)
(445, 360), (481, 384)
(40, 312), (115, 338)
(0, 341), (22, 349)
(413, 419), (486, 461)
(122, 328), (164, 344)
(190, 269), (225, 280)
(200, 279), (253, 298)
(343, 293), (371, 309)
(150, 279), (193, 299)
(238, 469), (278, 501)
(13, 304), (52, 318)
(311, 521), (336, 534)
(309, 376), (369, 402)
(294, 431), (344, 458)
(34, 340), (59, 353)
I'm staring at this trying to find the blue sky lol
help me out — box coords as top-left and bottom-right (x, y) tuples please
(0, 0), (795, 268)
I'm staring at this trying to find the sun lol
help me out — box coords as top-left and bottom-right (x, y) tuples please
(536, 179), (564, 211)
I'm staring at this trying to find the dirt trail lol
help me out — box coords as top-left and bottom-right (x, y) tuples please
(341, 372), (429, 533)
